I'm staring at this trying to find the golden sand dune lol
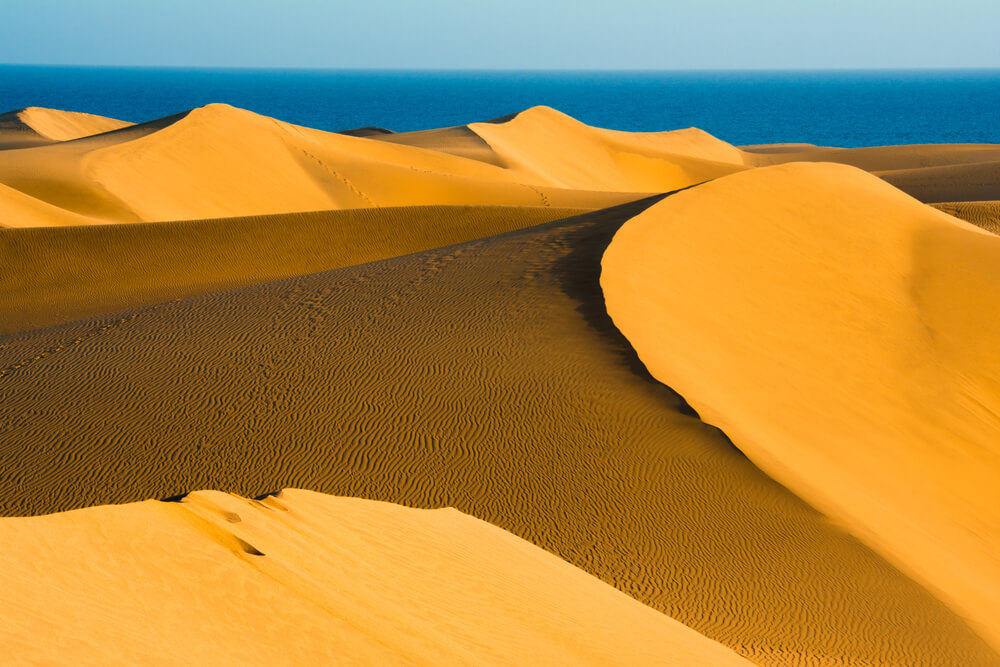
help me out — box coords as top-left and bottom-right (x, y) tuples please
(602, 162), (1000, 652)
(1, 199), (995, 665)
(0, 104), (744, 227)
(0, 204), (584, 334)
(0, 489), (751, 665)
(0, 107), (132, 150)
(381, 106), (747, 190)
(932, 200), (1000, 233)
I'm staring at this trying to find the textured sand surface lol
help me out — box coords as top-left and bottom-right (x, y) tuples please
(932, 200), (1000, 233)
(1, 199), (995, 665)
(0, 489), (752, 666)
(0, 204), (585, 334)
(602, 162), (1000, 652)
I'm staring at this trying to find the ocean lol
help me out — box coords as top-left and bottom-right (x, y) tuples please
(1, 66), (999, 148)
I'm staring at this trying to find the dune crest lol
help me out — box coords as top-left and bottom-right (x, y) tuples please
(601, 162), (1000, 650)
(0, 107), (132, 149)
(0, 489), (749, 665)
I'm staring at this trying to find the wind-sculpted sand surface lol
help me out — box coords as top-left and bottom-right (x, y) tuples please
(3, 103), (1000, 665)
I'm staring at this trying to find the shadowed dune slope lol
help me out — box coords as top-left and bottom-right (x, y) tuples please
(878, 160), (1000, 202)
(0, 490), (751, 666)
(0, 197), (995, 665)
(0, 104), (728, 226)
(602, 162), (1000, 652)
(0, 107), (132, 150)
(932, 200), (1000, 234)
(0, 204), (585, 335)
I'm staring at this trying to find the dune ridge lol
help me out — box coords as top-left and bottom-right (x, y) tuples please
(1, 199), (996, 665)
(601, 162), (1000, 651)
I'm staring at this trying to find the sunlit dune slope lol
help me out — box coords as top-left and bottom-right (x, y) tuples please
(0, 104), (702, 225)
(1, 198), (995, 665)
(0, 107), (132, 150)
(932, 200), (1000, 234)
(382, 106), (747, 190)
(0, 489), (751, 666)
(602, 162), (1000, 651)
(0, 204), (585, 334)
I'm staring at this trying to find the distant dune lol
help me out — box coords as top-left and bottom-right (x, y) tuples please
(0, 107), (132, 149)
(0, 489), (751, 665)
(602, 161), (1000, 651)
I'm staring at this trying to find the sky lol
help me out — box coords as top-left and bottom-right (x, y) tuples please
(1, 0), (999, 70)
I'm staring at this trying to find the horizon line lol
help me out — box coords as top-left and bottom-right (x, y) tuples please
(3, 63), (1000, 74)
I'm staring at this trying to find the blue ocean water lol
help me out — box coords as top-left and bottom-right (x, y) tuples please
(1, 66), (999, 148)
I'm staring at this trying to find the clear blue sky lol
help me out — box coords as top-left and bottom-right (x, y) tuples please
(2, 0), (999, 70)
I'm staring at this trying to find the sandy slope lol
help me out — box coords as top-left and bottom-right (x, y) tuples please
(0, 107), (132, 150)
(0, 489), (751, 666)
(602, 162), (1000, 652)
(1, 199), (994, 665)
(0, 204), (584, 334)
(0, 104), (744, 226)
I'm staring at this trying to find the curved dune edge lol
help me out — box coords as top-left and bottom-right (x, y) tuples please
(601, 162), (1000, 651)
(0, 489), (749, 665)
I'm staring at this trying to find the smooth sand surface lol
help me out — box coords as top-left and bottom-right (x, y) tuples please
(0, 204), (585, 334)
(0, 107), (132, 150)
(602, 162), (1000, 652)
(0, 489), (752, 666)
(2, 199), (996, 665)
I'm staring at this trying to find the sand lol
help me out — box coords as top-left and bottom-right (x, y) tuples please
(2, 199), (996, 664)
(0, 204), (585, 334)
(0, 107), (132, 149)
(0, 489), (752, 665)
(602, 161), (1000, 652)
(4, 102), (1000, 664)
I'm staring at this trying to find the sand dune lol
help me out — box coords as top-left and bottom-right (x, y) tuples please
(1, 199), (995, 665)
(0, 107), (131, 150)
(0, 489), (751, 665)
(0, 204), (585, 334)
(602, 162), (1000, 652)
(0, 181), (96, 228)
(0, 104), (745, 226)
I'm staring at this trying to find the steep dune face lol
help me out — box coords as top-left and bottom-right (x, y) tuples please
(602, 162), (1000, 651)
(1, 199), (996, 665)
(0, 490), (751, 666)
(0, 204), (586, 334)
(0, 107), (132, 149)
